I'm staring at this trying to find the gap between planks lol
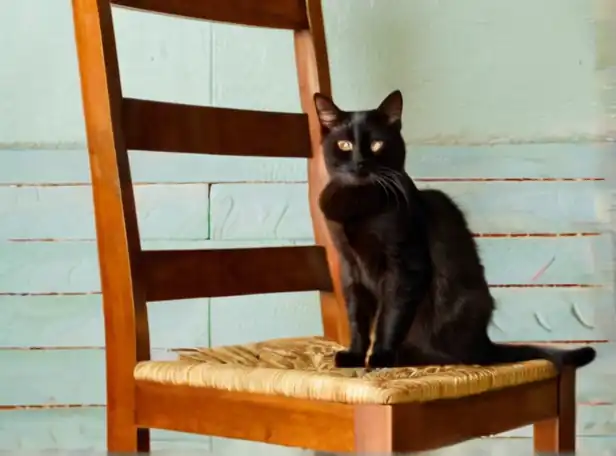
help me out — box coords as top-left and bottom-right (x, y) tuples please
(0, 177), (606, 188)
(0, 340), (608, 351)
(4, 233), (603, 242)
(0, 140), (614, 149)
(0, 284), (604, 297)
(0, 404), (105, 410)
(0, 401), (610, 409)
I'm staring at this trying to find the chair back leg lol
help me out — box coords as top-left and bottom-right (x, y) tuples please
(533, 368), (576, 452)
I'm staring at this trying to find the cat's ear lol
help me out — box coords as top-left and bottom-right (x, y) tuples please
(313, 93), (345, 131)
(377, 90), (403, 127)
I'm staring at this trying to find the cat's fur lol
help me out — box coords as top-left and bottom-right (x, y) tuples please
(313, 89), (596, 371)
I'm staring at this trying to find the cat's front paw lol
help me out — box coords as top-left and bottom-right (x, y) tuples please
(334, 349), (366, 368)
(368, 349), (397, 369)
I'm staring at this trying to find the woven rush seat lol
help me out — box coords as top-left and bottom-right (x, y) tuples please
(134, 336), (557, 405)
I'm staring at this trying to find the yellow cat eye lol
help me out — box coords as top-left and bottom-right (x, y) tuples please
(337, 140), (353, 151)
(371, 140), (384, 153)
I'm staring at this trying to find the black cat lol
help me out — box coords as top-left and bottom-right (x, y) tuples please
(314, 89), (596, 371)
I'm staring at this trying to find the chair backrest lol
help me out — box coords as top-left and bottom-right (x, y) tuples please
(71, 0), (348, 396)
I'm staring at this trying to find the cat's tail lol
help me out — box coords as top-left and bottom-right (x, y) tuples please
(488, 342), (596, 370)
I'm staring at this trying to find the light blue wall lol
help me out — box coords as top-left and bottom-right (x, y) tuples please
(1, 0), (616, 453)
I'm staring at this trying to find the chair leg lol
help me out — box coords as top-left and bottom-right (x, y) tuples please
(354, 405), (395, 452)
(107, 415), (150, 452)
(533, 368), (576, 453)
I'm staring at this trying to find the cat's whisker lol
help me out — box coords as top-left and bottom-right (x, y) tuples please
(383, 175), (402, 209)
(394, 179), (409, 208)
(377, 169), (409, 209)
(395, 179), (411, 208)
(374, 172), (395, 202)
(373, 174), (396, 205)
(383, 169), (411, 208)
(373, 175), (393, 205)
(376, 174), (401, 209)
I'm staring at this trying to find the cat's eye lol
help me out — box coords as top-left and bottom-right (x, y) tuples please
(371, 141), (384, 153)
(337, 140), (354, 151)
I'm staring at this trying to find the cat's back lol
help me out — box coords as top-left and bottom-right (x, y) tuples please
(416, 187), (486, 282)
(418, 188), (473, 235)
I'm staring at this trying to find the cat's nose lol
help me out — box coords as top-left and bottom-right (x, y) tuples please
(356, 162), (369, 176)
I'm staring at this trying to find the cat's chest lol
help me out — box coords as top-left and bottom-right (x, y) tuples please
(344, 222), (385, 253)
(334, 218), (392, 276)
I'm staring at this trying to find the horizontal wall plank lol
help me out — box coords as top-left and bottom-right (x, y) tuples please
(0, 236), (607, 294)
(0, 350), (108, 405)
(0, 150), (307, 184)
(1, 289), (610, 349)
(407, 143), (612, 179)
(0, 346), (612, 418)
(0, 240), (296, 294)
(0, 348), (178, 406)
(0, 295), (209, 349)
(478, 235), (609, 285)
(0, 407), (210, 451)
(210, 183), (312, 240)
(210, 182), (607, 239)
(3, 180), (607, 241)
(489, 288), (616, 342)
(210, 291), (323, 347)
(420, 181), (606, 233)
(0, 184), (209, 240)
(0, 144), (609, 185)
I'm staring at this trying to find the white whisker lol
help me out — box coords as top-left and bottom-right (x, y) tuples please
(375, 167), (410, 209)
(373, 175), (393, 205)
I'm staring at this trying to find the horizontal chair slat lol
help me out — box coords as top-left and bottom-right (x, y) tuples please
(140, 245), (333, 301)
(122, 98), (312, 158)
(111, 0), (309, 30)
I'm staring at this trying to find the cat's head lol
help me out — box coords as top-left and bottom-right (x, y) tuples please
(313, 90), (406, 183)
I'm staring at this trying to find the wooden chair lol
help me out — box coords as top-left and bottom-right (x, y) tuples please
(71, 0), (578, 452)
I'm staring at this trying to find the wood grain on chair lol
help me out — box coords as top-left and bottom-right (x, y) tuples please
(140, 246), (333, 301)
(123, 99), (312, 157)
(111, 0), (309, 29)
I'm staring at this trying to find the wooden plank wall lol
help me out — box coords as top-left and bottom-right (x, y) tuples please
(1, 0), (615, 453)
